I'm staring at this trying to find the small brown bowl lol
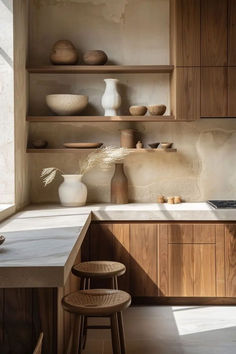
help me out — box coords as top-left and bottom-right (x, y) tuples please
(32, 140), (48, 149)
(0, 235), (5, 245)
(160, 142), (173, 149)
(129, 105), (147, 116)
(147, 104), (166, 116)
(148, 143), (160, 149)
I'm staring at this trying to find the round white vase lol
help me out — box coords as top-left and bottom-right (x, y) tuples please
(101, 78), (121, 116)
(58, 174), (87, 207)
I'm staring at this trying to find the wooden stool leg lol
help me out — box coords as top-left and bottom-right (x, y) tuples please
(87, 277), (90, 289)
(115, 276), (118, 290)
(80, 277), (86, 290)
(112, 277), (116, 289)
(117, 312), (126, 354)
(67, 314), (81, 354)
(110, 313), (121, 354)
(82, 316), (88, 350)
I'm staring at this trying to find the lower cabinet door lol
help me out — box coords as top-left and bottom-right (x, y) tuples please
(225, 224), (236, 297)
(129, 224), (158, 297)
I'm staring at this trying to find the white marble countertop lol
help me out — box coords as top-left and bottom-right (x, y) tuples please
(1, 202), (236, 288)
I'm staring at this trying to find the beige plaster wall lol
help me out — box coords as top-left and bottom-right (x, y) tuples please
(14, 0), (30, 209)
(28, 0), (236, 203)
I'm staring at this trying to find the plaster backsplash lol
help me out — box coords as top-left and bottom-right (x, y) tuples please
(28, 0), (236, 203)
(29, 120), (236, 203)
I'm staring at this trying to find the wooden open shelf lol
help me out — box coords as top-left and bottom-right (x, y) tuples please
(27, 115), (175, 123)
(27, 65), (174, 74)
(27, 148), (177, 153)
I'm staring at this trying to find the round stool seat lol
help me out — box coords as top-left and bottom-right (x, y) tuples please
(62, 289), (131, 316)
(72, 261), (126, 279)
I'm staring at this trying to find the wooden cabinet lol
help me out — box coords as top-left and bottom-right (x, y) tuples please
(170, 0), (200, 66)
(228, 0), (236, 65)
(228, 67), (236, 116)
(171, 67), (200, 121)
(86, 222), (236, 299)
(201, 0), (228, 66)
(201, 67), (228, 117)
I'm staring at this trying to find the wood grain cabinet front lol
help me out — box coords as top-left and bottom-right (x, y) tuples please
(86, 222), (236, 299)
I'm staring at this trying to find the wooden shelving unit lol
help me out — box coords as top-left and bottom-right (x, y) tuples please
(27, 115), (175, 123)
(27, 65), (174, 74)
(27, 148), (177, 153)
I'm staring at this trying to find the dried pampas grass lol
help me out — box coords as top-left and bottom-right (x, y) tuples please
(41, 147), (130, 186)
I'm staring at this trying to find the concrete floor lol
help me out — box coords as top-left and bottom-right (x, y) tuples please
(83, 306), (236, 354)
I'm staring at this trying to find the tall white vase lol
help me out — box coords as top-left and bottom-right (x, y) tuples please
(101, 78), (121, 116)
(58, 174), (87, 207)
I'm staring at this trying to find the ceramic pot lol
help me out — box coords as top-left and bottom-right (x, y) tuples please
(58, 175), (87, 207)
(83, 50), (108, 65)
(50, 40), (78, 65)
(101, 78), (121, 116)
(46, 94), (88, 115)
(111, 163), (128, 204)
(120, 129), (136, 148)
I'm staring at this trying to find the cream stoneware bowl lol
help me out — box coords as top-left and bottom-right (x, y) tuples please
(46, 94), (88, 116)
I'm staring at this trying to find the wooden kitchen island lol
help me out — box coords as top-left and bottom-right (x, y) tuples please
(1, 203), (236, 354)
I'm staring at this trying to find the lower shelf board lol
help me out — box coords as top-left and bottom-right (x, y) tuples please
(26, 115), (176, 122)
(27, 148), (177, 153)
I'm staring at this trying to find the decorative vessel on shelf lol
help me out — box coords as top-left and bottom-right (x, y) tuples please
(129, 105), (147, 116)
(101, 78), (121, 116)
(50, 40), (78, 65)
(0, 235), (5, 245)
(147, 104), (166, 116)
(148, 142), (160, 149)
(111, 163), (128, 204)
(32, 139), (48, 149)
(120, 129), (136, 148)
(160, 142), (173, 149)
(59, 175), (87, 207)
(63, 142), (103, 149)
(46, 94), (88, 116)
(40, 147), (130, 207)
(83, 50), (108, 65)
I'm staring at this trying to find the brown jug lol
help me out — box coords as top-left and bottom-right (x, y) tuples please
(111, 163), (128, 204)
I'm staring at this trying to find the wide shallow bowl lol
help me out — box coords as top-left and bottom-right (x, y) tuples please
(64, 142), (103, 149)
(46, 94), (88, 116)
(147, 104), (166, 116)
(148, 142), (160, 149)
(129, 105), (147, 116)
(160, 142), (173, 149)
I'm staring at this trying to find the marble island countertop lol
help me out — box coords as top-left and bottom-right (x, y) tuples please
(1, 202), (236, 288)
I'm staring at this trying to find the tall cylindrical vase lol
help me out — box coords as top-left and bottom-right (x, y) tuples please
(58, 174), (87, 207)
(101, 78), (121, 116)
(111, 163), (128, 204)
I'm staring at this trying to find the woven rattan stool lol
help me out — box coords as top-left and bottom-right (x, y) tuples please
(62, 289), (131, 354)
(72, 261), (126, 290)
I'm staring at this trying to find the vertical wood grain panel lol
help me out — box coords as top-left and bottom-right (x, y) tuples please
(228, 0), (236, 65)
(0, 290), (3, 346)
(194, 244), (216, 296)
(168, 224), (193, 243)
(228, 67), (236, 116)
(171, 0), (200, 66)
(193, 224), (216, 243)
(201, 0), (228, 66)
(216, 224), (226, 297)
(4, 289), (33, 354)
(90, 223), (113, 261)
(201, 67), (228, 117)
(225, 224), (236, 297)
(112, 223), (130, 291)
(129, 224), (158, 296)
(168, 244), (194, 296)
(173, 67), (200, 120)
(158, 224), (168, 296)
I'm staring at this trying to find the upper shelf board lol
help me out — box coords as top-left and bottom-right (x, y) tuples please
(27, 148), (177, 153)
(27, 115), (175, 122)
(27, 65), (174, 74)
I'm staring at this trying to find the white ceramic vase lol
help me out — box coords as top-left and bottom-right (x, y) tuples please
(101, 78), (121, 116)
(58, 174), (87, 207)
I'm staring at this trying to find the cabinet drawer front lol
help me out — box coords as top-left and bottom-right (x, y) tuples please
(168, 224), (193, 243)
(193, 224), (216, 243)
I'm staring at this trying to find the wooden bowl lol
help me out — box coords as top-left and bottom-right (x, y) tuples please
(32, 140), (48, 149)
(129, 106), (147, 116)
(46, 94), (88, 116)
(147, 104), (166, 116)
(83, 50), (108, 65)
(160, 142), (173, 149)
